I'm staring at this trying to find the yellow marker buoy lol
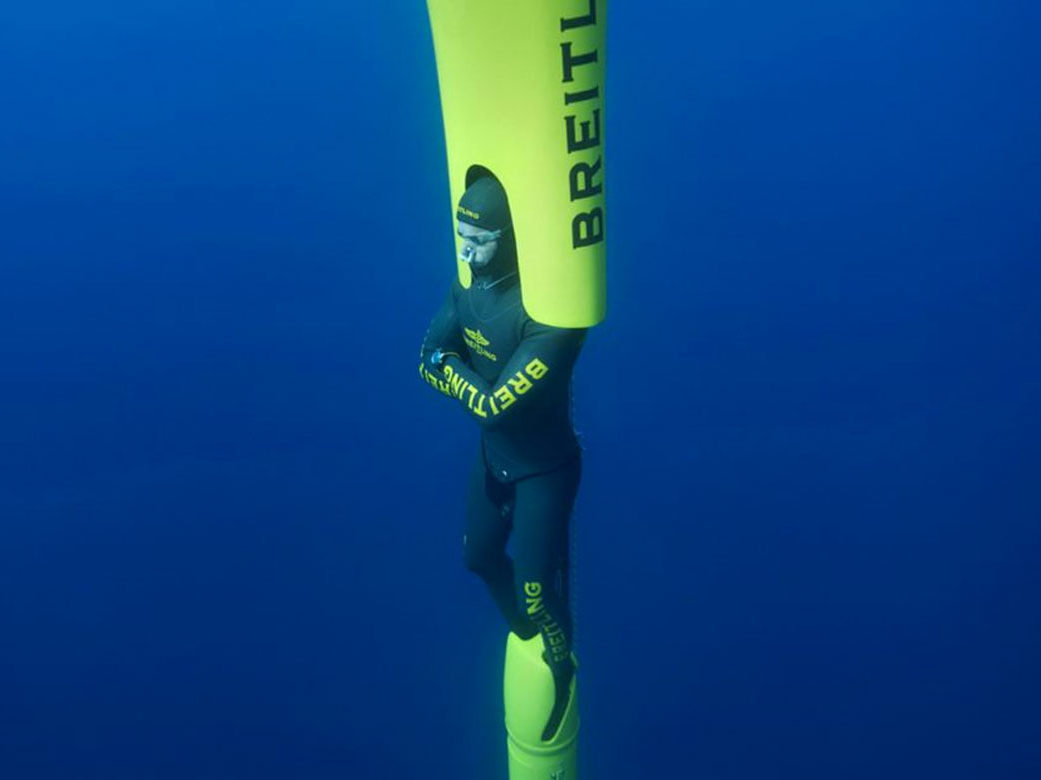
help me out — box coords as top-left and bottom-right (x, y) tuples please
(504, 632), (580, 780)
(425, 0), (608, 328)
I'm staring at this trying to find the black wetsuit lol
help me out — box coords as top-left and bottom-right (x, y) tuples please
(418, 257), (586, 741)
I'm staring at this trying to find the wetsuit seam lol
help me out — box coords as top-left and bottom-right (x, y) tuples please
(482, 443), (581, 485)
(511, 454), (581, 484)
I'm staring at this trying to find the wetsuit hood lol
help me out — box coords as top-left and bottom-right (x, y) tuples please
(458, 176), (519, 290)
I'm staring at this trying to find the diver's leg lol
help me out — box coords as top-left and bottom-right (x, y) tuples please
(462, 450), (538, 639)
(510, 457), (582, 741)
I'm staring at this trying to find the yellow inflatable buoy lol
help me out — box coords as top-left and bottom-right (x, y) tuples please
(504, 631), (580, 780)
(425, 0), (608, 328)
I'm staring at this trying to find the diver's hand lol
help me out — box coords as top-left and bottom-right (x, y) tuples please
(427, 349), (448, 374)
(429, 348), (461, 373)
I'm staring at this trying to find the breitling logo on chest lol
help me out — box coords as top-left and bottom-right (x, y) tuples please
(463, 327), (498, 362)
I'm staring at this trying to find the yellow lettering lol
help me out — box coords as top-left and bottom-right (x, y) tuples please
(473, 394), (488, 418)
(507, 371), (533, 395)
(493, 385), (517, 410)
(524, 582), (542, 597)
(450, 373), (466, 398)
(526, 358), (549, 379)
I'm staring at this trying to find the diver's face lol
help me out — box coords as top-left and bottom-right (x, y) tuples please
(457, 220), (501, 270)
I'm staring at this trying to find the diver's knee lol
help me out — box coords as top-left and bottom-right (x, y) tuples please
(462, 536), (497, 576)
(463, 551), (489, 575)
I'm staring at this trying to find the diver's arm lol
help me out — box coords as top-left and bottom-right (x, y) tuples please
(440, 323), (586, 428)
(418, 283), (466, 398)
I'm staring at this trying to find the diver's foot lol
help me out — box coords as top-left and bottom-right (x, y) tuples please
(540, 654), (575, 742)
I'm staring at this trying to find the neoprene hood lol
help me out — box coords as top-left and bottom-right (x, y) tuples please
(457, 175), (518, 284)
(457, 176), (512, 232)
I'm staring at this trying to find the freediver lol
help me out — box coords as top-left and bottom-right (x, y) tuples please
(418, 174), (587, 743)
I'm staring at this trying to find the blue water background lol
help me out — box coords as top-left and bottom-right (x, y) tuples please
(1, 2), (1039, 778)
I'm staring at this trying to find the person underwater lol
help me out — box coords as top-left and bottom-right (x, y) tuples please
(418, 175), (587, 742)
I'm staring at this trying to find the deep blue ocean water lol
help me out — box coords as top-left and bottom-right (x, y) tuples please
(1, 2), (1039, 778)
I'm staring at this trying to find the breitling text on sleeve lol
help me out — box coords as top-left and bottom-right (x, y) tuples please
(443, 357), (550, 420)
